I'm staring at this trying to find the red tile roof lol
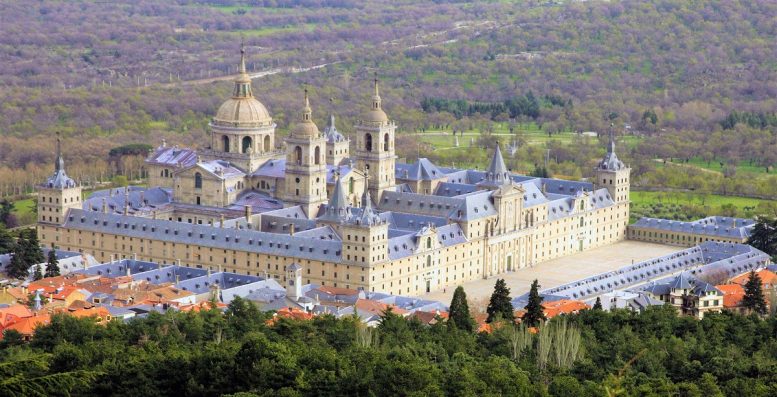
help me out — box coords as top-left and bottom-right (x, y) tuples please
(716, 284), (745, 308)
(731, 269), (777, 288)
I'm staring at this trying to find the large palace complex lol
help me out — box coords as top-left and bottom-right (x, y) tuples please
(36, 48), (632, 296)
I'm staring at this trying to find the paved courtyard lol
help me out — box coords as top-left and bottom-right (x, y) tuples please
(420, 241), (681, 307)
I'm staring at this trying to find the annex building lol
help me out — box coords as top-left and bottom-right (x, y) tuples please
(37, 47), (631, 296)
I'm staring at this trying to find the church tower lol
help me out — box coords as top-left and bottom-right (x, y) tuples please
(339, 184), (388, 267)
(354, 76), (396, 200)
(323, 109), (350, 166)
(38, 133), (82, 226)
(594, 131), (630, 204)
(283, 89), (328, 217)
(205, 42), (278, 172)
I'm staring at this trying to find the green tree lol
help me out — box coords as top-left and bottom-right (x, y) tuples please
(448, 286), (475, 332)
(44, 249), (60, 278)
(741, 271), (767, 315)
(6, 252), (29, 280)
(486, 279), (514, 323)
(522, 279), (545, 327)
(747, 216), (777, 258)
(593, 297), (603, 310)
(19, 229), (44, 267)
(32, 264), (43, 281)
(0, 224), (14, 254)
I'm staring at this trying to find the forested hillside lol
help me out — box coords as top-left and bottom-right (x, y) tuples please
(1, 0), (775, 200)
(2, 300), (777, 396)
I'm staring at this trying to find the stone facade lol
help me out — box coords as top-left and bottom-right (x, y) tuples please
(37, 49), (632, 296)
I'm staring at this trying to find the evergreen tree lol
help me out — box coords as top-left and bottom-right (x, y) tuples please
(522, 279), (545, 327)
(448, 286), (475, 332)
(747, 216), (777, 258)
(593, 297), (603, 310)
(45, 248), (61, 278)
(486, 279), (514, 323)
(33, 264), (43, 280)
(20, 229), (44, 265)
(6, 251), (29, 279)
(0, 224), (14, 254)
(742, 271), (767, 315)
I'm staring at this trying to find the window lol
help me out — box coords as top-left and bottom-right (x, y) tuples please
(349, 177), (354, 194)
(426, 237), (432, 249)
(242, 136), (252, 153)
(263, 135), (271, 152)
(194, 173), (202, 189)
(294, 146), (302, 165)
(384, 133), (390, 151)
(314, 146), (321, 165)
(222, 135), (230, 152)
(365, 133), (372, 151)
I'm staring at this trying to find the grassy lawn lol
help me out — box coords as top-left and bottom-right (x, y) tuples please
(629, 190), (773, 223)
(10, 198), (36, 226)
(676, 157), (772, 175)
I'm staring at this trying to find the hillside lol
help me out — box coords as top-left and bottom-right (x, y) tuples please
(1, 0), (775, 199)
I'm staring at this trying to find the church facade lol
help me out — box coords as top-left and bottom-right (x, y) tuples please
(37, 48), (630, 296)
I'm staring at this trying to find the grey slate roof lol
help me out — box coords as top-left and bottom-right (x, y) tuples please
(514, 241), (769, 305)
(323, 114), (347, 143)
(63, 208), (344, 264)
(318, 175), (353, 223)
(84, 187), (173, 215)
(631, 216), (755, 239)
(45, 136), (77, 189)
(598, 133), (626, 171)
(145, 145), (198, 168)
(395, 158), (446, 181)
(478, 143), (511, 187)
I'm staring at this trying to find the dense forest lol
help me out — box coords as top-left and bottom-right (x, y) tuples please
(0, 0), (776, 201)
(2, 298), (777, 396)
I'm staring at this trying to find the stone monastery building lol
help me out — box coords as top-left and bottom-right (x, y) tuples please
(37, 48), (631, 295)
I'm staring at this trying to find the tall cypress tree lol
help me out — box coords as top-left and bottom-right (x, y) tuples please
(45, 248), (61, 278)
(742, 271), (768, 315)
(21, 229), (44, 265)
(6, 251), (28, 280)
(593, 296), (603, 310)
(449, 286), (475, 332)
(0, 224), (14, 255)
(486, 278), (514, 323)
(522, 279), (546, 327)
(32, 264), (43, 281)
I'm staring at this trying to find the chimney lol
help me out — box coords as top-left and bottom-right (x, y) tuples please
(152, 211), (157, 220)
(102, 198), (108, 213)
(220, 214), (225, 228)
(289, 223), (295, 236)
(209, 219), (214, 227)
(245, 205), (252, 222)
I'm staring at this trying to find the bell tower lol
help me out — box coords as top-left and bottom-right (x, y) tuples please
(354, 76), (396, 200)
(594, 131), (630, 204)
(283, 89), (328, 217)
(38, 133), (82, 227)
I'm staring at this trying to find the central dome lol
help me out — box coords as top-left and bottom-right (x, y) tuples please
(213, 97), (273, 127)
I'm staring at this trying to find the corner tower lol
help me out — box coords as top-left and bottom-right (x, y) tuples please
(204, 43), (278, 172)
(595, 132), (630, 203)
(38, 133), (82, 226)
(283, 89), (328, 217)
(354, 76), (396, 199)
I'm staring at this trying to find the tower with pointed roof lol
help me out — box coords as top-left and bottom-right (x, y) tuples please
(338, 176), (389, 267)
(203, 43), (279, 173)
(594, 131), (630, 204)
(323, 100), (350, 165)
(317, 172), (353, 225)
(354, 76), (396, 200)
(37, 133), (82, 228)
(283, 89), (328, 217)
(478, 142), (512, 189)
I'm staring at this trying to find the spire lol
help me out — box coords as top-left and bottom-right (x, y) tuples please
(302, 88), (312, 121)
(55, 131), (64, 173)
(372, 72), (381, 111)
(485, 142), (510, 185)
(239, 38), (247, 74)
(232, 41), (252, 98)
(608, 128), (616, 154)
(598, 126), (625, 171)
(320, 171), (351, 223)
(361, 165), (369, 207)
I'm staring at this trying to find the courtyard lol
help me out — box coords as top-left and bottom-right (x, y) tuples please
(420, 240), (681, 307)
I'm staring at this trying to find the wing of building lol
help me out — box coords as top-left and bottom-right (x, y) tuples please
(37, 48), (631, 296)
